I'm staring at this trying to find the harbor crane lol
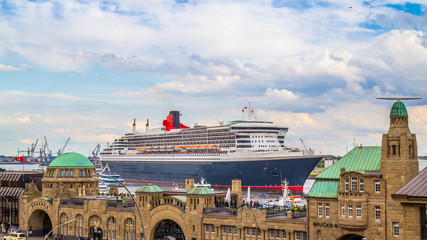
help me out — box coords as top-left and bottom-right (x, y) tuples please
(299, 138), (314, 155)
(58, 137), (70, 156)
(39, 136), (53, 162)
(44, 136), (52, 159)
(29, 139), (39, 161)
(92, 143), (101, 158)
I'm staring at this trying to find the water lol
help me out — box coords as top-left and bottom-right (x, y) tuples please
(0, 163), (41, 171)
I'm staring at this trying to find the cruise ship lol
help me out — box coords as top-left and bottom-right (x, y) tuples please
(100, 107), (323, 187)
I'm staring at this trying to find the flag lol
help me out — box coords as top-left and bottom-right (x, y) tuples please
(14, 156), (24, 163)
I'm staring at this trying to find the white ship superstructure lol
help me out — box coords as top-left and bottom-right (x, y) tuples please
(99, 107), (322, 186)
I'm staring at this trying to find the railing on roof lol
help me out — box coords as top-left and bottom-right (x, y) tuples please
(60, 199), (84, 206)
(203, 208), (238, 216)
(106, 201), (135, 209)
(150, 197), (186, 212)
(266, 210), (288, 218)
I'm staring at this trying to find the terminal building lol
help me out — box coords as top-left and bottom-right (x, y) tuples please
(17, 100), (427, 240)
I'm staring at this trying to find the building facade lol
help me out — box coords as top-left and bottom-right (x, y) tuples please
(17, 100), (427, 240)
(0, 171), (43, 227)
(306, 100), (426, 240)
(19, 153), (308, 240)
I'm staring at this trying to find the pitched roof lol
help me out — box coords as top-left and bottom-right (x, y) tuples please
(170, 195), (187, 203)
(315, 146), (381, 179)
(0, 187), (25, 197)
(307, 180), (339, 198)
(135, 184), (163, 193)
(393, 167), (427, 200)
(187, 186), (215, 195)
(307, 146), (381, 199)
(0, 173), (22, 182)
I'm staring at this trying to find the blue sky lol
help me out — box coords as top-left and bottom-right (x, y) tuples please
(1, 0), (427, 157)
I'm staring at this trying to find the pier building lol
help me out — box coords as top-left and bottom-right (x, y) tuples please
(18, 153), (307, 239)
(306, 100), (427, 239)
(17, 100), (427, 240)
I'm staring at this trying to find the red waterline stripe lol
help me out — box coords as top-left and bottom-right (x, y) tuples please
(124, 179), (303, 191)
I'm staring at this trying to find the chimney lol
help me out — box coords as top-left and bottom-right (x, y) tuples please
(132, 119), (136, 133)
(145, 119), (149, 133)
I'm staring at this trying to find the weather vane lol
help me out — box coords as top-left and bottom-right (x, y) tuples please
(376, 97), (422, 101)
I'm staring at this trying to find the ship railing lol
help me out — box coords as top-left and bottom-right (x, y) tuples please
(150, 197), (186, 212)
(203, 208), (238, 216)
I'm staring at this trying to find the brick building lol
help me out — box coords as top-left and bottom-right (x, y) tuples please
(19, 153), (308, 239)
(306, 100), (426, 240)
(17, 100), (427, 240)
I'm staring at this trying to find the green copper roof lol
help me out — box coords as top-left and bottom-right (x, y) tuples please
(390, 101), (408, 117)
(307, 146), (381, 199)
(135, 184), (163, 193)
(307, 180), (339, 198)
(187, 186), (215, 195)
(37, 197), (53, 201)
(316, 146), (381, 179)
(170, 195), (187, 203)
(48, 152), (94, 168)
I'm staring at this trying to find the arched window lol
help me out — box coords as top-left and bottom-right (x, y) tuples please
(124, 218), (135, 240)
(75, 214), (84, 237)
(107, 217), (117, 240)
(89, 215), (101, 224)
(60, 213), (68, 235)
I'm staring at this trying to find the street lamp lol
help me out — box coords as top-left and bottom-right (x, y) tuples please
(104, 177), (145, 240)
(44, 218), (78, 240)
(0, 196), (12, 230)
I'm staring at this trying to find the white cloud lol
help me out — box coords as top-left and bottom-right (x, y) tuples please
(0, 63), (22, 71)
(1, 0), (427, 157)
(17, 116), (31, 123)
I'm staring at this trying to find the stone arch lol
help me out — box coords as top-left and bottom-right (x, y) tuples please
(338, 234), (367, 240)
(153, 219), (185, 240)
(124, 218), (135, 240)
(75, 214), (84, 238)
(107, 216), (117, 240)
(28, 209), (53, 236)
(59, 212), (69, 236)
(88, 215), (103, 239)
(149, 206), (188, 240)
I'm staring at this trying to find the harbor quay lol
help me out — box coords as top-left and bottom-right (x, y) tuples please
(0, 100), (423, 240)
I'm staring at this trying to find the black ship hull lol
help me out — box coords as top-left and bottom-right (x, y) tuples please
(104, 156), (323, 186)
